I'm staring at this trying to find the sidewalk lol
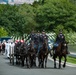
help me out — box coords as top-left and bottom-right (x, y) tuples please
(68, 52), (76, 58)
(70, 52), (76, 55)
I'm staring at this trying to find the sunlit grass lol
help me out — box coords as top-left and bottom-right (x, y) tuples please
(67, 56), (76, 64)
(61, 56), (76, 64)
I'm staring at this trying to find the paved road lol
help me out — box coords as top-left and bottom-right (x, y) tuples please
(0, 54), (76, 75)
(68, 45), (76, 57)
(68, 52), (76, 58)
(68, 45), (76, 52)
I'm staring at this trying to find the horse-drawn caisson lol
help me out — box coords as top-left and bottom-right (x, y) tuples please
(8, 30), (69, 69)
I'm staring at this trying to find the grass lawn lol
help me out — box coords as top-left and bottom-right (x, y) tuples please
(67, 56), (76, 64)
(61, 56), (76, 64)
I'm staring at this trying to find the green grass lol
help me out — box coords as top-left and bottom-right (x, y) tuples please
(67, 56), (76, 64)
(61, 56), (76, 64)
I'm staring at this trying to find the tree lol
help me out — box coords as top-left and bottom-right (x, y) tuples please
(35, 0), (76, 32)
(18, 3), (37, 34)
(0, 27), (8, 37)
(0, 4), (19, 35)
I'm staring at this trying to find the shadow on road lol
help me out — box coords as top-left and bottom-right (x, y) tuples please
(5, 61), (63, 70)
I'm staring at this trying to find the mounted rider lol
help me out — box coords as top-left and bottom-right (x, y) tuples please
(33, 31), (40, 50)
(28, 30), (35, 42)
(54, 30), (69, 54)
(38, 30), (48, 53)
(26, 30), (38, 50)
(56, 30), (65, 44)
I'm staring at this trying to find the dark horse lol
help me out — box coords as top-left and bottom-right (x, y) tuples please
(38, 40), (48, 68)
(19, 42), (27, 66)
(53, 41), (68, 69)
(14, 41), (22, 65)
(27, 41), (36, 68)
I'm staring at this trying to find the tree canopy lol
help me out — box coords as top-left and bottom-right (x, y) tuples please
(0, 26), (8, 37)
(0, 0), (76, 37)
(35, 0), (76, 32)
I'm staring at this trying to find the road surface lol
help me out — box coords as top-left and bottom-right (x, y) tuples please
(0, 54), (76, 75)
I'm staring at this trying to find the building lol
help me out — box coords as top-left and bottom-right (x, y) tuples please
(0, 0), (38, 5)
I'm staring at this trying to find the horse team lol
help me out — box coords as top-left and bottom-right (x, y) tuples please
(0, 37), (68, 69)
(8, 39), (68, 69)
(13, 40), (49, 68)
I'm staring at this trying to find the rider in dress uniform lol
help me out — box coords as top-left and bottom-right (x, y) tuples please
(54, 30), (65, 47)
(27, 30), (35, 42)
(33, 31), (39, 51)
(38, 30), (48, 53)
(26, 30), (36, 50)
(54, 30), (69, 54)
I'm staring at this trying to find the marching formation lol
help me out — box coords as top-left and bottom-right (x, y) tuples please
(0, 30), (69, 68)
